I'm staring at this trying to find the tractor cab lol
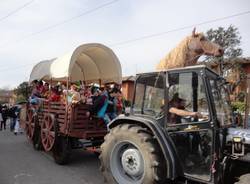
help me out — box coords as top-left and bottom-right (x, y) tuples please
(132, 65), (232, 126)
(132, 65), (233, 182)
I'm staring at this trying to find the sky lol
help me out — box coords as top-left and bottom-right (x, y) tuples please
(0, 0), (249, 89)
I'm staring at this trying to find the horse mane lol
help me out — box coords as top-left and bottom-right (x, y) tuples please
(156, 33), (204, 70)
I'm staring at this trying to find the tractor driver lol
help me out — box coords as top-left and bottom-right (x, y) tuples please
(168, 93), (203, 124)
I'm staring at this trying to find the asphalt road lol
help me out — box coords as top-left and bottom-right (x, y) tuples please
(0, 129), (104, 184)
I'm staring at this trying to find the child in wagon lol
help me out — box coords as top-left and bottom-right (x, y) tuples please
(63, 83), (81, 104)
(29, 80), (42, 105)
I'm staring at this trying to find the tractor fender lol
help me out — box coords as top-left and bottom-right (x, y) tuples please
(108, 115), (183, 180)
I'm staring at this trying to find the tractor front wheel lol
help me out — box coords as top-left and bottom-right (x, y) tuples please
(100, 124), (166, 184)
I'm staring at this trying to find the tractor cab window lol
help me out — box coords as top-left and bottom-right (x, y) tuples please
(167, 72), (210, 125)
(209, 79), (233, 127)
(133, 73), (165, 118)
(167, 72), (212, 181)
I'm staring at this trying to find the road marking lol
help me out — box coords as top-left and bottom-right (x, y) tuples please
(14, 173), (32, 179)
(14, 173), (32, 184)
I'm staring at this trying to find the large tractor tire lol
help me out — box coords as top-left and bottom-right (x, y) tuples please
(52, 136), (72, 165)
(235, 173), (250, 184)
(235, 174), (250, 184)
(100, 124), (166, 184)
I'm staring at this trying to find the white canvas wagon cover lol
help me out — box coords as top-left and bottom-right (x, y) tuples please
(29, 43), (122, 84)
(29, 59), (55, 83)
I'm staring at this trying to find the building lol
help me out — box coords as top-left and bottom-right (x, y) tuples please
(0, 90), (16, 105)
(203, 57), (250, 128)
(203, 57), (250, 99)
(122, 76), (135, 103)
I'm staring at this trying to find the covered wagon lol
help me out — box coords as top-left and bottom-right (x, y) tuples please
(23, 43), (122, 164)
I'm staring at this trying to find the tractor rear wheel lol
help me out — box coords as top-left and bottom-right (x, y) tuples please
(100, 124), (166, 184)
(235, 173), (250, 184)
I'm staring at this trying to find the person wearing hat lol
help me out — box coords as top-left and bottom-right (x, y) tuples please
(168, 93), (203, 124)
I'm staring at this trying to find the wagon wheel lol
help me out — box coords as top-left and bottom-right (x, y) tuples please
(25, 109), (36, 141)
(32, 121), (43, 151)
(41, 114), (56, 152)
(52, 136), (72, 165)
(51, 118), (71, 165)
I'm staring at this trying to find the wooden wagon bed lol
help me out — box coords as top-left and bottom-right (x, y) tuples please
(38, 101), (107, 139)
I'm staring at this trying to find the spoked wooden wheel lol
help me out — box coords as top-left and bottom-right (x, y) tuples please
(41, 114), (55, 152)
(25, 109), (36, 141)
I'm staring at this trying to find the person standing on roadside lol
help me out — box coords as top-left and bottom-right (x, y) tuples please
(9, 105), (17, 132)
(0, 104), (3, 130)
(1, 105), (8, 130)
(14, 106), (21, 135)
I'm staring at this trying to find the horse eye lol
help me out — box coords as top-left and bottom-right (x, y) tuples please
(200, 37), (206, 41)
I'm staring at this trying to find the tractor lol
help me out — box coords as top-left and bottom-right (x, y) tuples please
(100, 65), (250, 184)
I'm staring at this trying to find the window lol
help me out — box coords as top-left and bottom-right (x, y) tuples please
(133, 73), (164, 117)
(168, 72), (209, 124)
(209, 79), (233, 126)
(133, 83), (145, 113)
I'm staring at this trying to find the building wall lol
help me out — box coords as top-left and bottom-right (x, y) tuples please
(243, 64), (250, 73)
(122, 81), (135, 102)
(237, 64), (250, 96)
(127, 82), (135, 102)
(208, 61), (250, 102)
(0, 91), (16, 104)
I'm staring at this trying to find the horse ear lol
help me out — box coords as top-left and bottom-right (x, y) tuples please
(192, 27), (196, 37)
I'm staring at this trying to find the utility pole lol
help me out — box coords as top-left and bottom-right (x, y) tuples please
(244, 74), (250, 128)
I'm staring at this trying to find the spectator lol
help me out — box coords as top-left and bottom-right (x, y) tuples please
(9, 105), (18, 132)
(1, 105), (8, 130)
(0, 104), (3, 130)
(14, 106), (21, 135)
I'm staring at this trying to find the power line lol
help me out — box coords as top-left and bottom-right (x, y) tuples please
(0, 0), (120, 48)
(0, 9), (249, 72)
(110, 10), (250, 47)
(0, 0), (35, 22)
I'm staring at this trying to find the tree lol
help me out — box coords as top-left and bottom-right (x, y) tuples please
(14, 82), (31, 102)
(204, 25), (246, 91)
(205, 25), (243, 74)
(206, 25), (242, 59)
